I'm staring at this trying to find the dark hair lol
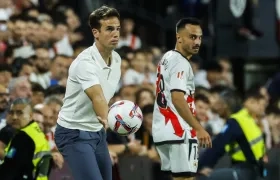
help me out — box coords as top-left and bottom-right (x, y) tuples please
(31, 82), (45, 94)
(176, 17), (201, 32)
(88, 5), (120, 30)
(142, 104), (154, 115)
(203, 61), (222, 73)
(244, 90), (265, 101)
(135, 88), (155, 105)
(195, 93), (210, 104)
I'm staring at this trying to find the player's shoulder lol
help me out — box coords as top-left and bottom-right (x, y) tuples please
(161, 50), (191, 68)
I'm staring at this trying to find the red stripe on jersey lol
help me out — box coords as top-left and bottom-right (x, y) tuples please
(159, 106), (184, 137)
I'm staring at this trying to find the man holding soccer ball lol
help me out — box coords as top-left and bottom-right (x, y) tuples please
(152, 18), (212, 180)
(54, 6), (122, 180)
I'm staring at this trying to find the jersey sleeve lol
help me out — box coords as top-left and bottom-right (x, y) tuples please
(75, 60), (100, 91)
(169, 60), (190, 94)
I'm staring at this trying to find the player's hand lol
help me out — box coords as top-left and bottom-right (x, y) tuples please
(199, 167), (212, 176)
(97, 116), (108, 129)
(196, 128), (212, 148)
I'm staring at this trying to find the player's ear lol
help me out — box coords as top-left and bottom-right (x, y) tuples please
(176, 33), (181, 43)
(92, 28), (99, 39)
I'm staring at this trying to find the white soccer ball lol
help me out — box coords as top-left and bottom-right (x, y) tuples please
(108, 100), (143, 136)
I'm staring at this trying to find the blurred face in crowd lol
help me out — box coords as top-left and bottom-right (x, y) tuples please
(0, 70), (12, 88)
(27, 9), (39, 18)
(131, 52), (146, 73)
(42, 105), (56, 129)
(121, 59), (129, 77)
(176, 24), (202, 57)
(195, 99), (210, 122)
(47, 101), (62, 124)
(51, 56), (72, 80)
(13, 78), (32, 99)
(209, 92), (230, 118)
(109, 94), (122, 107)
(207, 70), (222, 86)
(143, 112), (153, 134)
(33, 111), (44, 131)
(8, 103), (32, 129)
(31, 91), (44, 107)
(246, 97), (267, 117)
(120, 85), (138, 102)
(14, 19), (27, 39)
(93, 16), (120, 50)
(53, 23), (68, 41)
(65, 9), (80, 31)
(26, 20), (40, 44)
(19, 64), (34, 77)
(0, 86), (10, 112)
(34, 48), (51, 73)
(40, 21), (54, 42)
(137, 90), (154, 109)
(121, 18), (134, 35)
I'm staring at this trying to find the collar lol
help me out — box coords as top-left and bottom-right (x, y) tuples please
(91, 43), (112, 69)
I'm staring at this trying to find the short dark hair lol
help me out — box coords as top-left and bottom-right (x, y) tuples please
(244, 90), (265, 101)
(195, 93), (210, 104)
(176, 17), (201, 32)
(88, 5), (120, 30)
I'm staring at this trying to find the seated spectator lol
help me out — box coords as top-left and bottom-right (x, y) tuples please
(30, 82), (45, 107)
(194, 61), (223, 89)
(0, 85), (10, 125)
(117, 18), (141, 50)
(135, 88), (155, 109)
(8, 76), (32, 101)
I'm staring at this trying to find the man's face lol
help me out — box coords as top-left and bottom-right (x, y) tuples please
(0, 70), (12, 87)
(122, 19), (134, 34)
(19, 64), (34, 77)
(247, 98), (267, 117)
(138, 91), (154, 109)
(207, 71), (222, 86)
(131, 52), (146, 73)
(120, 86), (137, 102)
(195, 100), (210, 122)
(8, 104), (32, 129)
(42, 106), (56, 128)
(35, 48), (51, 73)
(14, 79), (32, 99)
(177, 24), (202, 55)
(93, 16), (120, 49)
(51, 56), (71, 80)
(0, 86), (9, 112)
(31, 91), (45, 106)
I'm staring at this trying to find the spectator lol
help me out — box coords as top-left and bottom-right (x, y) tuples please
(118, 18), (141, 50)
(8, 76), (32, 101)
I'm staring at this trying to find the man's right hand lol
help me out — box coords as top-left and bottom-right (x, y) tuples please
(97, 116), (108, 129)
(196, 128), (212, 148)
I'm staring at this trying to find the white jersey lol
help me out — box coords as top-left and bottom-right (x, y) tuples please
(57, 43), (121, 132)
(152, 50), (196, 143)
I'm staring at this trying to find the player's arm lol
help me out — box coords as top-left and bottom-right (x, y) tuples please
(76, 60), (108, 127)
(169, 61), (204, 131)
(0, 131), (35, 179)
(171, 91), (203, 131)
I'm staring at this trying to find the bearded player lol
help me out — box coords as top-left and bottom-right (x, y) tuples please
(152, 17), (212, 180)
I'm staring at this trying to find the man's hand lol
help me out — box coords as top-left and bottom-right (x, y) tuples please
(97, 116), (108, 129)
(109, 151), (118, 165)
(199, 167), (213, 176)
(196, 128), (212, 148)
(52, 152), (64, 169)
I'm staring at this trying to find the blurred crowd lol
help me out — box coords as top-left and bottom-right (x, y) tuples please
(0, 0), (280, 180)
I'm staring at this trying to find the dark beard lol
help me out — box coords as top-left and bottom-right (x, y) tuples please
(36, 66), (49, 73)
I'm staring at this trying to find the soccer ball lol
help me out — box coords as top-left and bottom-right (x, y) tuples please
(108, 100), (143, 136)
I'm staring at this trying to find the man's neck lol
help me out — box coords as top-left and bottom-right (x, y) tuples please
(175, 44), (192, 60)
(95, 42), (112, 65)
